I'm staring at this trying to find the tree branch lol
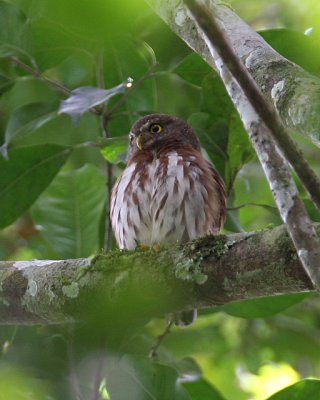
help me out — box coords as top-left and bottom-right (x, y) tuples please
(0, 225), (316, 325)
(146, 0), (320, 149)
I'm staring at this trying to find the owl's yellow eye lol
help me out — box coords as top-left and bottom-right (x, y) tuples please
(149, 123), (163, 134)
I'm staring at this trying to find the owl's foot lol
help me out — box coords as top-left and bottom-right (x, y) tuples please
(138, 243), (162, 252)
(153, 243), (161, 252)
(138, 243), (150, 251)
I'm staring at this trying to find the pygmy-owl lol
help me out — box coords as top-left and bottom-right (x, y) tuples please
(110, 114), (227, 324)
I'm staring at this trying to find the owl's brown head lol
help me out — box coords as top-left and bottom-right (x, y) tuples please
(127, 114), (201, 159)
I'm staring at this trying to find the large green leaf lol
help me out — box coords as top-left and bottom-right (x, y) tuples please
(173, 53), (212, 86)
(184, 379), (226, 400)
(226, 112), (255, 190)
(107, 355), (191, 400)
(0, 1), (31, 58)
(4, 101), (59, 148)
(267, 379), (320, 400)
(187, 111), (228, 179)
(0, 144), (71, 229)
(223, 293), (310, 319)
(32, 164), (106, 258)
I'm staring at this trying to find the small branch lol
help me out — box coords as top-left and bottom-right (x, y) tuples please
(184, 0), (320, 288)
(227, 202), (278, 212)
(95, 51), (114, 251)
(148, 320), (174, 359)
(9, 56), (72, 97)
(105, 62), (158, 118)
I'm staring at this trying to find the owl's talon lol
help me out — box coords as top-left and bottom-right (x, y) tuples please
(153, 243), (161, 252)
(138, 243), (150, 252)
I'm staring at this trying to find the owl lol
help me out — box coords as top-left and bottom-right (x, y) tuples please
(110, 114), (227, 324)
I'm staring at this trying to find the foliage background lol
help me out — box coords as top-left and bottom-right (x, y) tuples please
(0, 0), (320, 399)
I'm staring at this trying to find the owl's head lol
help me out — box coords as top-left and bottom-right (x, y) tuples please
(127, 114), (201, 159)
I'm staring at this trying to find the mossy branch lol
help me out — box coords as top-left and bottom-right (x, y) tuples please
(0, 224), (316, 325)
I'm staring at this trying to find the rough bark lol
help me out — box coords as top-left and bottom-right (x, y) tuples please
(146, 0), (320, 148)
(0, 224), (316, 325)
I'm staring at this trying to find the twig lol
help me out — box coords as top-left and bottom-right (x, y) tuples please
(9, 56), (72, 96)
(148, 320), (174, 359)
(227, 202), (278, 211)
(95, 51), (114, 252)
(9, 56), (101, 116)
(105, 62), (158, 118)
(184, 0), (320, 211)
(184, 0), (320, 288)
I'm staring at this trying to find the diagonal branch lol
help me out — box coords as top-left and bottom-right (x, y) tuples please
(184, 0), (320, 211)
(182, 0), (320, 288)
(146, 0), (320, 149)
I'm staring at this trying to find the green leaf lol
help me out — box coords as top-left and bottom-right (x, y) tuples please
(184, 379), (227, 400)
(201, 73), (234, 124)
(173, 53), (212, 86)
(0, 1), (31, 58)
(303, 198), (320, 222)
(267, 379), (320, 400)
(187, 111), (228, 179)
(4, 101), (59, 147)
(0, 144), (71, 229)
(223, 293), (310, 319)
(260, 29), (320, 77)
(226, 112), (255, 191)
(107, 355), (191, 400)
(100, 136), (128, 166)
(32, 164), (106, 258)
(165, 357), (202, 383)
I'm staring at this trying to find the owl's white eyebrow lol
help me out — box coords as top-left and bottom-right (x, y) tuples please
(140, 122), (150, 131)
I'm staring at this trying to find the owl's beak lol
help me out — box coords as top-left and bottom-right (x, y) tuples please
(136, 132), (153, 150)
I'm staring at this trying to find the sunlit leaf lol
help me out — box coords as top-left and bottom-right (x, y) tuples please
(267, 379), (320, 400)
(32, 164), (106, 258)
(4, 101), (59, 147)
(107, 355), (191, 400)
(59, 79), (133, 124)
(0, 364), (49, 400)
(184, 379), (227, 400)
(100, 136), (128, 165)
(0, 144), (71, 229)
(223, 293), (310, 319)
